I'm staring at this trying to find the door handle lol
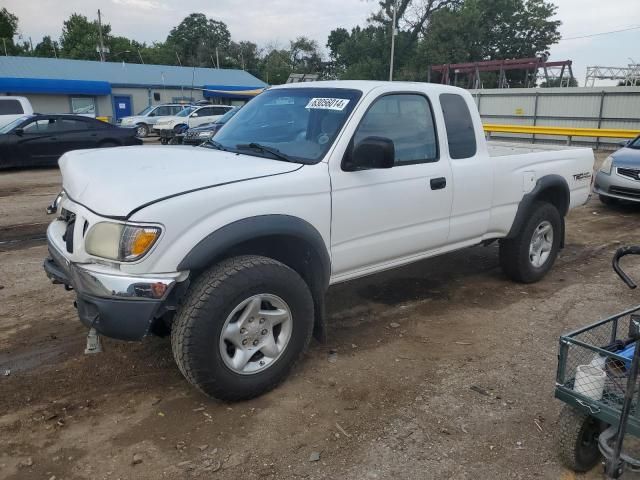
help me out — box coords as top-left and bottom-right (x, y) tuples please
(430, 177), (447, 190)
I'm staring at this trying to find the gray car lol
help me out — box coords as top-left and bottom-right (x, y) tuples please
(594, 136), (640, 205)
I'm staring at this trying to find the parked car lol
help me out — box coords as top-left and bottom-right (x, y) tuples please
(183, 107), (240, 145)
(118, 104), (188, 138)
(154, 105), (234, 144)
(0, 114), (141, 169)
(0, 96), (34, 129)
(594, 136), (640, 205)
(44, 81), (595, 401)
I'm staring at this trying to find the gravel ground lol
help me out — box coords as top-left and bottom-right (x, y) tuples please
(2, 151), (640, 480)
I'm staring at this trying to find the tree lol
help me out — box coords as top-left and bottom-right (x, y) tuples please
(34, 35), (59, 58)
(259, 46), (292, 84)
(60, 14), (110, 60)
(422, 0), (561, 86)
(289, 36), (323, 74)
(166, 13), (231, 67)
(0, 7), (24, 55)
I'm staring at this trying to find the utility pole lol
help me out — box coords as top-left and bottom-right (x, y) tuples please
(175, 51), (182, 66)
(388, 0), (398, 81)
(215, 47), (220, 69)
(137, 47), (144, 64)
(97, 9), (106, 62)
(2, 38), (7, 56)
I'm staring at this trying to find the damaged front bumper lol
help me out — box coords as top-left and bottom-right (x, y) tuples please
(44, 239), (183, 341)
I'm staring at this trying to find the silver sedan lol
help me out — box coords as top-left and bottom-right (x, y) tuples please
(594, 136), (640, 205)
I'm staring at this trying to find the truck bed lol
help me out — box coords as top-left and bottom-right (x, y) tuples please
(487, 140), (584, 157)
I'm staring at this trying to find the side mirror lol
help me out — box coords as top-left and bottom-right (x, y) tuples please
(344, 136), (394, 171)
(148, 112), (155, 117)
(191, 113), (199, 118)
(14, 128), (24, 136)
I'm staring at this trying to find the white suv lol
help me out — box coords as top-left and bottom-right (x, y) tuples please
(119, 104), (187, 138)
(153, 105), (234, 142)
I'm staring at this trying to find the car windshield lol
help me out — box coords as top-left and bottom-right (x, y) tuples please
(215, 107), (239, 124)
(176, 106), (196, 117)
(137, 106), (154, 116)
(627, 136), (640, 149)
(0, 116), (30, 134)
(211, 88), (362, 164)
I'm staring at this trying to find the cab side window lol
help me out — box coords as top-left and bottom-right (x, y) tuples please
(22, 119), (55, 133)
(440, 93), (477, 159)
(353, 94), (438, 165)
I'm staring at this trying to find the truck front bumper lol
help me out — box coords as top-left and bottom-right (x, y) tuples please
(44, 240), (183, 341)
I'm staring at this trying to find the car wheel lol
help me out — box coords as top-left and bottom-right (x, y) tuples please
(171, 255), (314, 401)
(136, 123), (149, 138)
(160, 138), (169, 145)
(499, 201), (562, 283)
(599, 194), (618, 206)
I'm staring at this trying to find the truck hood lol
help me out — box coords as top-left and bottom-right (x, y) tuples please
(59, 146), (301, 218)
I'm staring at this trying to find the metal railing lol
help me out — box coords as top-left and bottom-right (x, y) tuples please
(483, 124), (640, 146)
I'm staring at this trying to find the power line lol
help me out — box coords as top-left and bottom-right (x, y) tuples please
(560, 25), (640, 41)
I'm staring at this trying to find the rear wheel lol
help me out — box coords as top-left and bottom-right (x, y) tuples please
(557, 405), (603, 472)
(135, 123), (149, 138)
(499, 201), (561, 283)
(171, 255), (314, 401)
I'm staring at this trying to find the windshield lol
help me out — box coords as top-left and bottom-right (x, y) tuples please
(628, 136), (640, 149)
(0, 116), (30, 134)
(137, 106), (154, 116)
(212, 88), (362, 164)
(216, 107), (239, 124)
(176, 106), (196, 117)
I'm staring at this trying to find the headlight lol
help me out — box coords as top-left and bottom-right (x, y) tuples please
(198, 131), (213, 137)
(600, 155), (614, 175)
(85, 223), (161, 261)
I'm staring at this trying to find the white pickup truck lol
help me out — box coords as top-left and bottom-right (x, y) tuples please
(44, 81), (595, 400)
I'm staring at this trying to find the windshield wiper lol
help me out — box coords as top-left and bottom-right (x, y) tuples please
(236, 142), (303, 164)
(203, 139), (227, 151)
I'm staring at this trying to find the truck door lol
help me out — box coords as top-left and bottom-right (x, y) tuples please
(330, 92), (453, 280)
(439, 93), (493, 243)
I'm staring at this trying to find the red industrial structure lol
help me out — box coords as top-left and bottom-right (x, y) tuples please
(428, 57), (574, 88)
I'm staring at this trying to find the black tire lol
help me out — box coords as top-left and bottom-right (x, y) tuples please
(500, 202), (562, 283)
(136, 123), (149, 138)
(599, 194), (618, 206)
(499, 201), (562, 283)
(171, 255), (314, 401)
(160, 137), (169, 145)
(557, 405), (603, 472)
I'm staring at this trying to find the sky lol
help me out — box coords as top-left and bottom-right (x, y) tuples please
(3, 0), (640, 86)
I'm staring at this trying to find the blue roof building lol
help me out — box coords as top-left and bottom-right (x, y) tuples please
(0, 56), (266, 121)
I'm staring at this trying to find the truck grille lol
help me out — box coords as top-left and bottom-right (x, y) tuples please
(617, 167), (640, 181)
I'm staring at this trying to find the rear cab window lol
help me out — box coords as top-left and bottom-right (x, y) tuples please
(0, 99), (24, 115)
(440, 93), (477, 159)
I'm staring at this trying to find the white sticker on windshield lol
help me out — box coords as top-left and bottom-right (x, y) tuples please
(306, 98), (350, 111)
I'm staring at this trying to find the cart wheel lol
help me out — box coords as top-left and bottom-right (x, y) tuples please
(557, 405), (604, 472)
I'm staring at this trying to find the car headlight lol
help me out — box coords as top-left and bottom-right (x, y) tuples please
(600, 155), (614, 175)
(198, 131), (213, 137)
(85, 223), (161, 261)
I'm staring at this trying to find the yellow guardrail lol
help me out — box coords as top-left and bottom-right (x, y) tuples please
(483, 124), (640, 140)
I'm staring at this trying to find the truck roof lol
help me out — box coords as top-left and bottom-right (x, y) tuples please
(270, 80), (470, 96)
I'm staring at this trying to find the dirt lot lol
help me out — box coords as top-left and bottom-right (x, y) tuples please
(2, 152), (640, 480)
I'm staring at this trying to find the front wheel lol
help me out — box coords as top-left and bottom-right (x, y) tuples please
(171, 255), (314, 401)
(499, 201), (561, 283)
(557, 405), (604, 472)
(135, 123), (149, 138)
(599, 194), (618, 206)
